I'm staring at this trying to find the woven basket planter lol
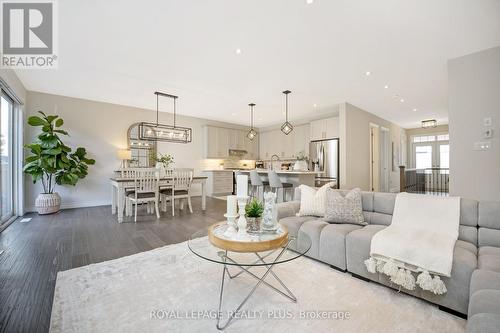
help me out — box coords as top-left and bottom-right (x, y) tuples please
(35, 193), (61, 215)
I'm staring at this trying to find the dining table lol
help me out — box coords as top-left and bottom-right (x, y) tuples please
(110, 175), (208, 223)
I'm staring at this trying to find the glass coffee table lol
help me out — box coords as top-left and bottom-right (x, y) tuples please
(188, 222), (312, 330)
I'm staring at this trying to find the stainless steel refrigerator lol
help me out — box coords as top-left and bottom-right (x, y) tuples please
(309, 139), (339, 188)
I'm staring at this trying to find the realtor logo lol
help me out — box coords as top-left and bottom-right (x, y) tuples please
(1, 0), (57, 68)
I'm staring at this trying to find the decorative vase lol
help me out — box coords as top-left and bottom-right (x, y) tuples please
(262, 192), (279, 231)
(293, 160), (308, 171)
(35, 192), (61, 215)
(247, 217), (262, 233)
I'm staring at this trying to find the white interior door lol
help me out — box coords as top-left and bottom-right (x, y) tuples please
(370, 125), (380, 192)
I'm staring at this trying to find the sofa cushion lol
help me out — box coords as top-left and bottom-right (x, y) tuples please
(467, 313), (500, 333)
(478, 255), (500, 273)
(373, 192), (396, 215)
(368, 212), (393, 226)
(460, 198), (479, 227)
(319, 224), (363, 270)
(279, 215), (316, 239)
(419, 243), (477, 314)
(479, 228), (500, 248)
(345, 224), (386, 279)
(324, 188), (365, 225)
(297, 219), (329, 260)
(456, 239), (478, 255)
(479, 246), (500, 256)
(479, 201), (500, 229)
(277, 201), (300, 221)
(468, 290), (500, 317)
(470, 270), (500, 297)
(460, 225), (478, 246)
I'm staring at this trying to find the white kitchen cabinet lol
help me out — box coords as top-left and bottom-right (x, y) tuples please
(205, 126), (259, 160)
(258, 124), (310, 160)
(204, 126), (229, 158)
(310, 117), (339, 141)
(293, 124), (310, 158)
(228, 129), (246, 150)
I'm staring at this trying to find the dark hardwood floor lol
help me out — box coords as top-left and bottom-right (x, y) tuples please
(0, 197), (226, 333)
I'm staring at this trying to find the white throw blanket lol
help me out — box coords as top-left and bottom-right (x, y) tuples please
(364, 192), (460, 295)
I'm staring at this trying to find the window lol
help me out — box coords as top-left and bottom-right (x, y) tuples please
(411, 133), (450, 171)
(437, 134), (449, 141)
(1, 93), (14, 223)
(415, 145), (433, 169)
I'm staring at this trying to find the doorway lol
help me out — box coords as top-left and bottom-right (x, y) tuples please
(369, 124), (380, 192)
(379, 127), (390, 192)
(411, 134), (449, 169)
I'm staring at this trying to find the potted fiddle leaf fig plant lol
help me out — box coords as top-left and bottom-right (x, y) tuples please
(23, 111), (95, 214)
(245, 198), (264, 233)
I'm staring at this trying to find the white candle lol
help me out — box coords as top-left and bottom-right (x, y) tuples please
(236, 175), (248, 198)
(226, 195), (237, 216)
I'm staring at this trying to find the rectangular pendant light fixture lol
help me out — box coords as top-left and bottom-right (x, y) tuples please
(138, 91), (192, 143)
(421, 119), (437, 129)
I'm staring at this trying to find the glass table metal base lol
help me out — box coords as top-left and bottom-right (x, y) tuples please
(216, 239), (297, 330)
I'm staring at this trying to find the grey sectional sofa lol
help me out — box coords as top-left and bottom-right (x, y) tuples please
(276, 188), (500, 326)
(466, 202), (500, 333)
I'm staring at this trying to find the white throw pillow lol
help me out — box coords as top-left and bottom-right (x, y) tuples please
(298, 183), (335, 217)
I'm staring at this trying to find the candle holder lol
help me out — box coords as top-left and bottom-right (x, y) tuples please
(223, 213), (238, 238)
(236, 196), (250, 239)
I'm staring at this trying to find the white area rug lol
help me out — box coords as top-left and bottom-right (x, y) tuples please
(50, 238), (466, 333)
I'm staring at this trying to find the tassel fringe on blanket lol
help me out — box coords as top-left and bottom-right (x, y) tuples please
(364, 257), (447, 295)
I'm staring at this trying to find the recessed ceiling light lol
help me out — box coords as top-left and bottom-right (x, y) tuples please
(231, 112), (236, 116)
(313, 103), (318, 108)
(400, 98), (405, 103)
(235, 48), (242, 54)
(365, 71), (371, 76)
(306, 0), (314, 4)
(413, 108), (418, 112)
(384, 85), (389, 89)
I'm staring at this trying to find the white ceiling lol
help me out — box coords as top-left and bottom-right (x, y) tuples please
(15, 0), (500, 129)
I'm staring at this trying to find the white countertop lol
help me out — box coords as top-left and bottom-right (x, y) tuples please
(235, 169), (321, 175)
(203, 169), (322, 175)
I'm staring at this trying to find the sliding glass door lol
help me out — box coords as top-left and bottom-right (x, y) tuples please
(1, 92), (14, 224)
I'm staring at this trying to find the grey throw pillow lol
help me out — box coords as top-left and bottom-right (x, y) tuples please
(324, 188), (366, 225)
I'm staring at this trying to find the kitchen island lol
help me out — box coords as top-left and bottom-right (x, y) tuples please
(237, 169), (319, 187)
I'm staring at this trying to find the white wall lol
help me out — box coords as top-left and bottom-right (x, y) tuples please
(448, 46), (500, 201)
(0, 69), (26, 103)
(24, 91), (248, 211)
(339, 103), (406, 192)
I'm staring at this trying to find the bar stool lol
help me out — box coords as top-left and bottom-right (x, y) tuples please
(249, 170), (269, 201)
(268, 170), (294, 203)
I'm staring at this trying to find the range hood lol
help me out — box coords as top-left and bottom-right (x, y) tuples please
(228, 149), (248, 157)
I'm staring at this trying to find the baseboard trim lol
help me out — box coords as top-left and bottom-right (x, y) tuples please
(26, 200), (110, 212)
(350, 272), (371, 282)
(438, 305), (468, 319)
(329, 265), (347, 273)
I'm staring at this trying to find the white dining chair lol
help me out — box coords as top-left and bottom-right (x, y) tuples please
(127, 168), (160, 222)
(160, 168), (193, 216)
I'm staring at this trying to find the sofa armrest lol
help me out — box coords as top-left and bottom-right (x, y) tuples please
(277, 201), (300, 220)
